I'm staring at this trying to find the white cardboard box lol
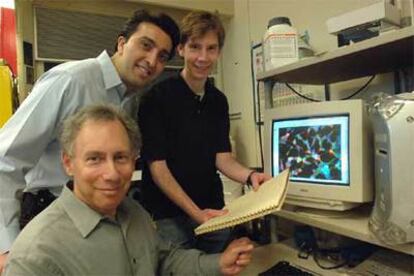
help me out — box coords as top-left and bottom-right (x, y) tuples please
(326, 1), (401, 34)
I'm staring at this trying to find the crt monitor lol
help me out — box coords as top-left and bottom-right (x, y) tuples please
(264, 99), (374, 211)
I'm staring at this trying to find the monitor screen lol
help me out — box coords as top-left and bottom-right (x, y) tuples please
(264, 100), (373, 211)
(272, 115), (350, 186)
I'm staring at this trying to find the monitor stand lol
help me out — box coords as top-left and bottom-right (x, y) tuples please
(284, 204), (355, 219)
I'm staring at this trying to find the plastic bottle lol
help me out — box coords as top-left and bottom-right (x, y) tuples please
(263, 17), (299, 71)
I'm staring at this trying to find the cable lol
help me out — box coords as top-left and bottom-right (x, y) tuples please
(285, 83), (322, 102)
(256, 81), (265, 170)
(294, 238), (349, 270)
(257, 120), (264, 171)
(284, 74), (376, 102)
(338, 75), (376, 100)
(312, 250), (349, 270)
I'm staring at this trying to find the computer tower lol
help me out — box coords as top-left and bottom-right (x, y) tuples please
(369, 92), (414, 244)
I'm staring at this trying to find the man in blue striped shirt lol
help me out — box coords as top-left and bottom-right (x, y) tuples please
(0, 9), (179, 272)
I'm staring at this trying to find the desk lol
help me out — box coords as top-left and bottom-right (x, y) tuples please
(241, 240), (348, 276)
(275, 205), (414, 255)
(242, 240), (414, 276)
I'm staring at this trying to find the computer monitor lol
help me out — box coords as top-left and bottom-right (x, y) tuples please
(264, 99), (374, 211)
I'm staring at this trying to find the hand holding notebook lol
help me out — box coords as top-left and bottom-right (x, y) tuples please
(195, 169), (290, 235)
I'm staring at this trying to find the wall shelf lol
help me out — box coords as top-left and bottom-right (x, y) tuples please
(257, 26), (414, 85)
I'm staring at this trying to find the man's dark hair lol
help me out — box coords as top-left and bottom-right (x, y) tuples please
(114, 9), (180, 60)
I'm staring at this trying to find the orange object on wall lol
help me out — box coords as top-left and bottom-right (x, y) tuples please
(0, 7), (17, 76)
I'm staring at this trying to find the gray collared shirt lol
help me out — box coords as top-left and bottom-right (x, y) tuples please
(4, 185), (221, 275)
(0, 51), (140, 253)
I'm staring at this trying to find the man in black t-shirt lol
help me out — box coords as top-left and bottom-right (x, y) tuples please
(138, 11), (271, 253)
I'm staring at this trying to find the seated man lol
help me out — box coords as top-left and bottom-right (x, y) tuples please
(3, 105), (253, 276)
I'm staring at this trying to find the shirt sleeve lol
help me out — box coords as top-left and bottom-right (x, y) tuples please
(138, 86), (168, 162)
(159, 244), (222, 276)
(4, 256), (64, 276)
(0, 71), (75, 253)
(216, 95), (232, 153)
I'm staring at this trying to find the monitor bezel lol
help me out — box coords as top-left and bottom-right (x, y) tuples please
(263, 100), (374, 210)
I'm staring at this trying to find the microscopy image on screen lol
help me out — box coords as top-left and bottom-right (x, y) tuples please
(273, 116), (349, 185)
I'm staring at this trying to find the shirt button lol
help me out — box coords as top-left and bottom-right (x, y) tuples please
(132, 258), (136, 264)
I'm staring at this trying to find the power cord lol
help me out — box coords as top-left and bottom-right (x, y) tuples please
(312, 248), (349, 270)
(338, 75), (376, 100)
(255, 81), (265, 170)
(285, 83), (322, 102)
(284, 74), (376, 102)
(294, 226), (376, 271)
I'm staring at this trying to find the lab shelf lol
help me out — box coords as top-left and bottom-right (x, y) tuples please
(257, 26), (414, 84)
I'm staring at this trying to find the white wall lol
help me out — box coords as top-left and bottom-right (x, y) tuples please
(222, 0), (399, 168)
(221, 0), (259, 168)
(126, 0), (234, 17)
(15, 0), (230, 99)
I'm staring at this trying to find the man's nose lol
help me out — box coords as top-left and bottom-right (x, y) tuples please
(146, 50), (158, 68)
(103, 160), (121, 181)
(198, 48), (208, 60)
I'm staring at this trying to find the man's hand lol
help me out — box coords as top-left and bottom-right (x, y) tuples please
(0, 252), (9, 275)
(249, 172), (272, 191)
(219, 237), (254, 275)
(194, 208), (229, 224)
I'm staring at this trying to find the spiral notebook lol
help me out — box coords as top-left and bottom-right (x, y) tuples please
(195, 169), (290, 235)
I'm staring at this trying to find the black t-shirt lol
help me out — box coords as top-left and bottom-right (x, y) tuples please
(138, 73), (231, 219)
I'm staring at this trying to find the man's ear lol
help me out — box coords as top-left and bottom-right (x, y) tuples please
(62, 152), (73, 177)
(116, 36), (127, 55)
(177, 44), (184, 57)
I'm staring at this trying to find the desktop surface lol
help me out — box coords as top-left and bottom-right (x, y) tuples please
(242, 239), (414, 276)
(276, 204), (414, 255)
(242, 240), (348, 276)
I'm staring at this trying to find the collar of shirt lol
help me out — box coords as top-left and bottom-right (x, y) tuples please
(177, 73), (213, 102)
(58, 183), (131, 238)
(96, 50), (128, 99)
